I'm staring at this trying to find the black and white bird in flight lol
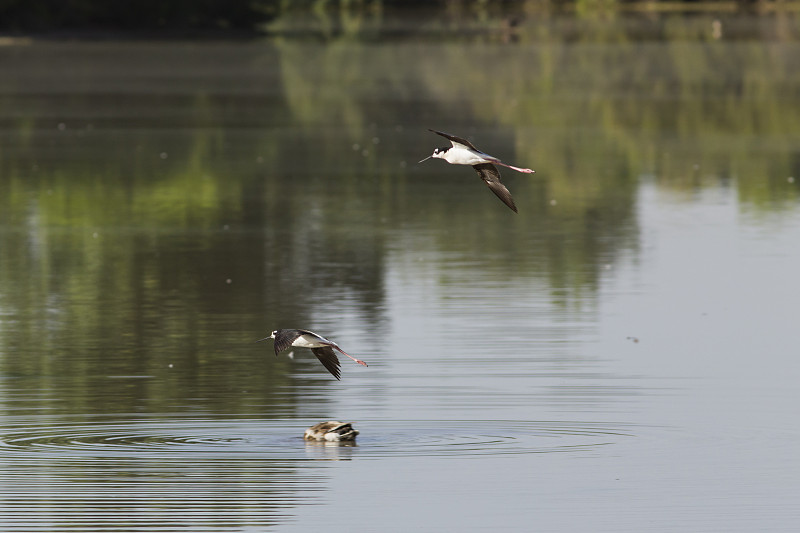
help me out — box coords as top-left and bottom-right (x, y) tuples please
(419, 129), (534, 213)
(258, 329), (367, 380)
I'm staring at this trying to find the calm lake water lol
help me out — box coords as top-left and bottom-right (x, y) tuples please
(1, 15), (800, 531)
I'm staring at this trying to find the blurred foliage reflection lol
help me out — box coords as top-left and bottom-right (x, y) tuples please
(0, 18), (798, 414)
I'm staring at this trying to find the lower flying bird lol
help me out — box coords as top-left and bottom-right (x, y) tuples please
(419, 129), (534, 213)
(258, 329), (368, 380)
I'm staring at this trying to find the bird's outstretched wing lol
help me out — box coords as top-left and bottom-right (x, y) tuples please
(473, 163), (518, 213)
(429, 129), (480, 151)
(296, 328), (330, 342)
(273, 329), (302, 355)
(311, 346), (342, 380)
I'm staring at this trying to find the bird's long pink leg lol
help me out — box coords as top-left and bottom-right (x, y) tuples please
(335, 347), (368, 367)
(497, 161), (535, 174)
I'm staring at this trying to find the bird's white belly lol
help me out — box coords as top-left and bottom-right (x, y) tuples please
(444, 148), (493, 166)
(293, 334), (328, 348)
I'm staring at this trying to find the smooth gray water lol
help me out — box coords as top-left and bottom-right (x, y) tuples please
(1, 18), (800, 531)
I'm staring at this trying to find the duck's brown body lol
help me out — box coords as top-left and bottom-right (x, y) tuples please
(304, 421), (359, 442)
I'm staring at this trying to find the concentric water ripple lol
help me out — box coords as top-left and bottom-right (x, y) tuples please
(0, 416), (637, 530)
(0, 416), (633, 459)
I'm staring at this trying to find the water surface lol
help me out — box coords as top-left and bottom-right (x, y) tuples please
(1, 19), (800, 531)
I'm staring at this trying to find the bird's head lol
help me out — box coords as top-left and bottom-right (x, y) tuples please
(255, 330), (278, 344)
(418, 147), (448, 163)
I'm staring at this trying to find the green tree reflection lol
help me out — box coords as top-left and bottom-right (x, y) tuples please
(0, 19), (798, 415)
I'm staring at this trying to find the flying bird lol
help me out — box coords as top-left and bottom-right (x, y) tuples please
(258, 329), (368, 380)
(419, 129), (534, 213)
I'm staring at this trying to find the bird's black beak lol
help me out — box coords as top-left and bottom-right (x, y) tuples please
(255, 337), (271, 343)
(418, 155), (433, 163)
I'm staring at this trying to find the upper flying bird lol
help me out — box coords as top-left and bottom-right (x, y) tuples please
(257, 329), (368, 380)
(419, 129), (535, 213)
